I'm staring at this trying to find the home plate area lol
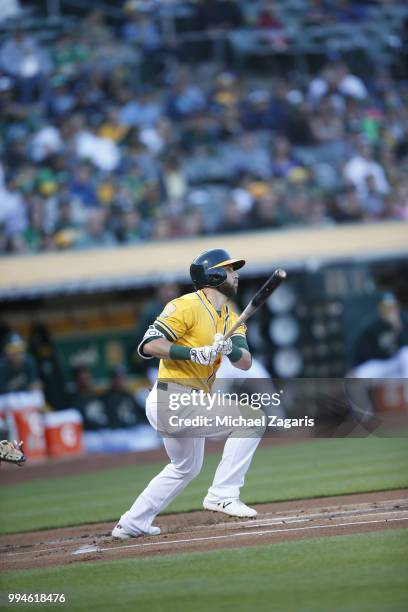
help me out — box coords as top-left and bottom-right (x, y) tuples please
(1, 490), (407, 571)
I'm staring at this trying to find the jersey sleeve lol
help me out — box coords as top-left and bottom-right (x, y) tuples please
(154, 298), (192, 341)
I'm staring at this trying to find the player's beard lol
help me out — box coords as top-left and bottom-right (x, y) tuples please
(217, 279), (237, 298)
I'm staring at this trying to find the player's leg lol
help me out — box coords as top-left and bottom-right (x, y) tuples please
(118, 434), (205, 536)
(204, 436), (262, 517)
(203, 403), (265, 518)
(114, 384), (205, 537)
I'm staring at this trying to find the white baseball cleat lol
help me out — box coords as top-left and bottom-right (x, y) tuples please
(111, 523), (161, 540)
(203, 497), (257, 518)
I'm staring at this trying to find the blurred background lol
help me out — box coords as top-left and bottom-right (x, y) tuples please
(0, 0), (407, 459)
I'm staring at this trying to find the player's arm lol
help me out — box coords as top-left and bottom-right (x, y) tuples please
(138, 299), (222, 365)
(227, 335), (252, 371)
(139, 299), (190, 360)
(141, 331), (173, 359)
(138, 324), (220, 365)
(214, 316), (252, 370)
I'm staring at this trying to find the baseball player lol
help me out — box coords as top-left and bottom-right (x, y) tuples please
(112, 249), (263, 540)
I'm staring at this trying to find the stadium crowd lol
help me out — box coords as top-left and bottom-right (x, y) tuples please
(0, 0), (407, 254)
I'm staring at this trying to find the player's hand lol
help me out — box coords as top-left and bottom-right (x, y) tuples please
(190, 345), (221, 366)
(213, 333), (233, 356)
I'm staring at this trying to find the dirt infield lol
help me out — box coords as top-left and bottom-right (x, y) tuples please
(1, 490), (407, 572)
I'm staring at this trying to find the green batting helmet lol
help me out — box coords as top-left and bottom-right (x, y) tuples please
(190, 249), (245, 290)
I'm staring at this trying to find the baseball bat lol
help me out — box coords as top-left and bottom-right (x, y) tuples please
(223, 268), (287, 340)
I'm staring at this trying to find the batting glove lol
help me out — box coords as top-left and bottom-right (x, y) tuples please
(190, 345), (221, 366)
(213, 333), (233, 356)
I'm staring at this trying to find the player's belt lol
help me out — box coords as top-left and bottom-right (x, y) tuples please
(157, 381), (200, 393)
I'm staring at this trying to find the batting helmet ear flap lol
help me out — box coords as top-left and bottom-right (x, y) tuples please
(190, 261), (227, 289)
(190, 248), (245, 289)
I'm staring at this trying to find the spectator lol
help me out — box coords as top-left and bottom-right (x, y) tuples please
(161, 155), (188, 202)
(48, 77), (76, 117)
(241, 89), (276, 131)
(68, 164), (99, 208)
(360, 174), (385, 219)
(271, 136), (299, 178)
(121, 8), (161, 53)
(77, 209), (115, 249)
(54, 196), (77, 232)
(255, 1), (288, 51)
(343, 140), (389, 198)
(0, 333), (41, 394)
(180, 209), (205, 237)
(333, 185), (364, 223)
(281, 192), (309, 226)
(218, 199), (247, 233)
(247, 193), (283, 230)
(78, 10), (113, 46)
(210, 71), (240, 110)
(391, 180), (408, 221)
(116, 208), (142, 244)
(139, 116), (171, 156)
(228, 133), (272, 178)
(256, 1), (283, 31)
(351, 293), (408, 369)
(22, 198), (43, 251)
(119, 89), (162, 128)
(27, 324), (65, 409)
(0, 29), (52, 104)
(138, 180), (161, 223)
(348, 293), (408, 419)
(75, 126), (121, 172)
(0, 177), (28, 248)
(103, 365), (146, 429)
(230, 174), (254, 214)
(66, 365), (108, 430)
(51, 32), (90, 78)
(283, 93), (315, 146)
(310, 97), (345, 145)
(308, 61), (367, 109)
(308, 198), (334, 227)
(31, 124), (63, 162)
(166, 79), (206, 121)
(268, 79), (291, 134)
(98, 107), (128, 143)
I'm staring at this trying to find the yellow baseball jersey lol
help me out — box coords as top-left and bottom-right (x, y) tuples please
(155, 290), (247, 391)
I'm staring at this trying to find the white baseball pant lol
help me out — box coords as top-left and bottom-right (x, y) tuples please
(119, 382), (264, 535)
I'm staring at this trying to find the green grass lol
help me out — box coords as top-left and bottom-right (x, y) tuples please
(0, 437), (407, 535)
(1, 529), (407, 611)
